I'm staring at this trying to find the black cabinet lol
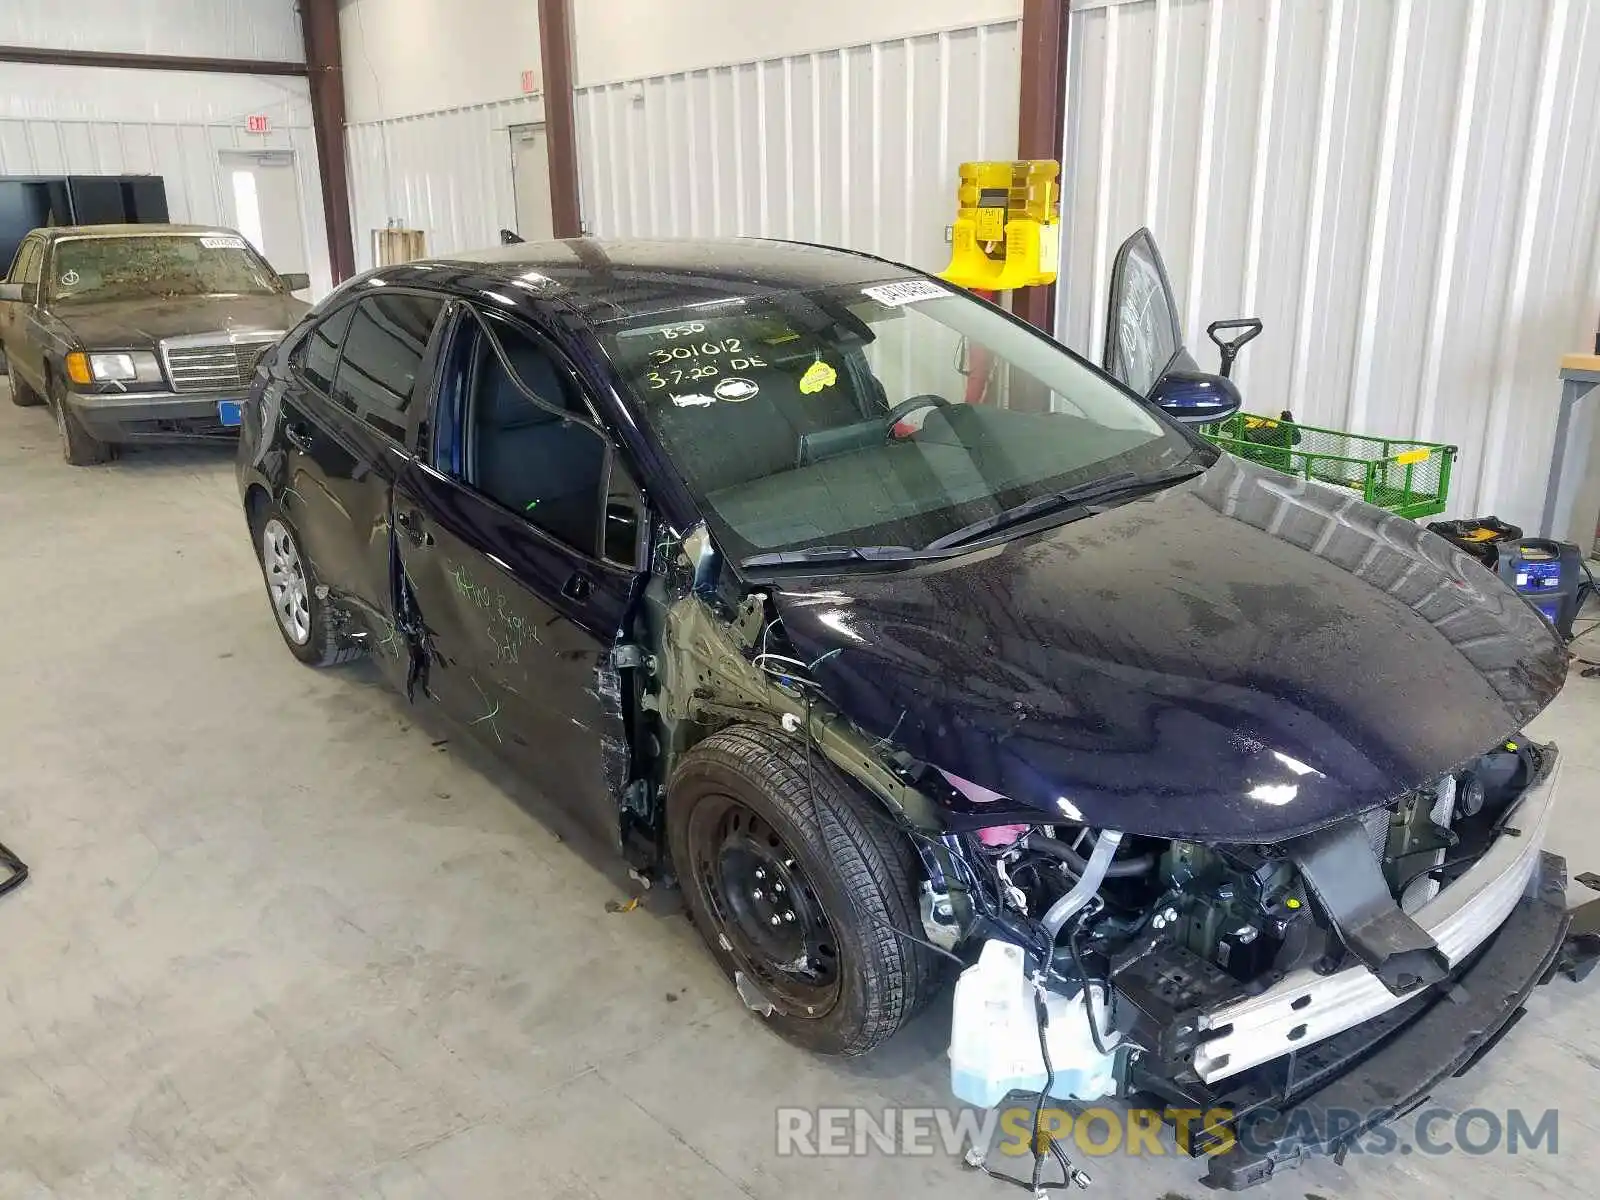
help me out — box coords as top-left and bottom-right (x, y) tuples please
(0, 175), (169, 272)
(66, 176), (169, 225)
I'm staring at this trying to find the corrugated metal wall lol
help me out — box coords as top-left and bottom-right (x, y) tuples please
(345, 95), (545, 273)
(1059, 0), (1600, 525)
(573, 19), (1022, 275)
(0, 63), (333, 296)
(0, 0), (303, 61)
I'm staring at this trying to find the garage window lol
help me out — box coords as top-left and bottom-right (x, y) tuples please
(331, 294), (446, 440)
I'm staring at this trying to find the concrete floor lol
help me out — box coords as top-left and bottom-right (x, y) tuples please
(1, 383), (1599, 1200)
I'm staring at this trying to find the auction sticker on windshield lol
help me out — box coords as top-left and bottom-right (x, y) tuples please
(200, 235), (247, 250)
(861, 279), (948, 307)
(713, 377), (759, 402)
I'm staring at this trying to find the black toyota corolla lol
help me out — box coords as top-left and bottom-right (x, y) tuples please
(236, 236), (1590, 1190)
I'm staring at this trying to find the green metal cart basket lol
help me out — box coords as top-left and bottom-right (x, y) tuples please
(1201, 411), (1458, 520)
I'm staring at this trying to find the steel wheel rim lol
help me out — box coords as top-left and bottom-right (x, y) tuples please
(688, 795), (842, 1014)
(261, 517), (312, 645)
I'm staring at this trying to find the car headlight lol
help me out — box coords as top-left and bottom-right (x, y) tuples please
(89, 351), (163, 383)
(67, 350), (164, 385)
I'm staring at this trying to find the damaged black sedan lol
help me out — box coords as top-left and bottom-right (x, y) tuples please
(236, 238), (1592, 1190)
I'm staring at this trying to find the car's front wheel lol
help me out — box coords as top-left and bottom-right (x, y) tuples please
(666, 725), (941, 1057)
(252, 501), (363, 667)
(49, 377), (111, 464)
(8, 364), (43, 407)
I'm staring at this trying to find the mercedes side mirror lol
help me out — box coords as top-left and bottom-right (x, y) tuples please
(280, 272), (311, 293)
(1149, 370), (1242, 425)
(0, 282), (36, 303)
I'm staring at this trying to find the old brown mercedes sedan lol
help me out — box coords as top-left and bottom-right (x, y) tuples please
(0, 223), (309, 464)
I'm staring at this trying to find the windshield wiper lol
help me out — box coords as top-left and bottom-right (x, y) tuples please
(738, 544), (919, 569)
(924, 464), (1206, 551)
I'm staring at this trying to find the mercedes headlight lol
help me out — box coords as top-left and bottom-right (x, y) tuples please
(75, 350), (164, 384)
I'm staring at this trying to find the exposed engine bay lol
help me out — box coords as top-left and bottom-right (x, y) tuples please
(899, 731), (1572, 1191)
(943, 738), (1543, 995)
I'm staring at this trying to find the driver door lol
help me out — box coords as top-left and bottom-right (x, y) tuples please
(2, 238), (47, 396)
(1102, 228), (1196, 397)
(391, 307), (643, 846)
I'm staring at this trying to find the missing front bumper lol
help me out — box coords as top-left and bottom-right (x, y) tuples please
(1133, 850), (1585, 1190)
(1193, 750), (1563, 1083)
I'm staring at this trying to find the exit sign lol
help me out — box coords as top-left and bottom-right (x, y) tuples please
(246, 114), (270, 134)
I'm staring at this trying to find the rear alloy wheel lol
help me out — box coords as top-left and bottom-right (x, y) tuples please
(667, 725), (942, 1057)
(253, 502), (363, 667)
(50, 378), (111, 464)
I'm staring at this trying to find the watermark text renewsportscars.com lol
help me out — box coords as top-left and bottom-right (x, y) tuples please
(775, 1105), (1559, 1160)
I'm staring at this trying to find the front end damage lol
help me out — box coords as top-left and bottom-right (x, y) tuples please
(934, 741), (1598, 1190)
(607, 528), (1595, 1192)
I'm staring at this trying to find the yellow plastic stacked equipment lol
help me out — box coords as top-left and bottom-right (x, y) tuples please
(939, 160), (1060, 291)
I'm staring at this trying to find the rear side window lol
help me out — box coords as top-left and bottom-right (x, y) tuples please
(332, 294), (445, 439)
(296, 302), (356, 392)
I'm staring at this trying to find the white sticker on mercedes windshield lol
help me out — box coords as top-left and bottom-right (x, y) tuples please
(200, 235), (247, 250)
(861, 279), (947, 307)
(669, 393), (717, 408)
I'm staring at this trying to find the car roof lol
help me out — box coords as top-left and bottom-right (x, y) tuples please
(368, 237), (923, 325)
(34, 223), (242, 240)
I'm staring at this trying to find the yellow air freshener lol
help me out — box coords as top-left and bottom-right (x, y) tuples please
(799, 360), (837, 394)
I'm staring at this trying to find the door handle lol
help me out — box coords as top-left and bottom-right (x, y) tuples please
(561, 571), (592, 602)
(394, 509), (434, 547)
(284, 420), (314, 451)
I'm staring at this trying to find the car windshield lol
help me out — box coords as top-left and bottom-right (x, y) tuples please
(599, 278), (1207, 563)
(48, 234), (282, 303)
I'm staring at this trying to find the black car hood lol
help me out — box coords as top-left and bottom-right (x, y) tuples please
(52, 293), (306, 348)
(770, 455), (1567, 842)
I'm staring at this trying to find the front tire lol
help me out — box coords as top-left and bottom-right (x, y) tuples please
(8, 366), (43, 407)
(666, 725), (941, 1057)
(252, 501), (363, 667)
(49, 377), (111, 463)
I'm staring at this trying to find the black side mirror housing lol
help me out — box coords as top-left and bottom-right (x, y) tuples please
(1150, 370), (1242, 425)
(279, 272), (311, 293)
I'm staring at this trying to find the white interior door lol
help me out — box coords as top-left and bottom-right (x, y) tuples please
(220, 150), (309, 280)
(509, 124), (555, 242)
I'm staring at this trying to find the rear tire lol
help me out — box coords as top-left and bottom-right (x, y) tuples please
(250, 500), (364, 668)
(49, 376), (111, 464)
(666, 724), (941, 1057)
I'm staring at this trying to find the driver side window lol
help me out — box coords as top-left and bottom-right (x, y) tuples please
(459, 314), (612, 559)
(8, 240), (38, 287)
